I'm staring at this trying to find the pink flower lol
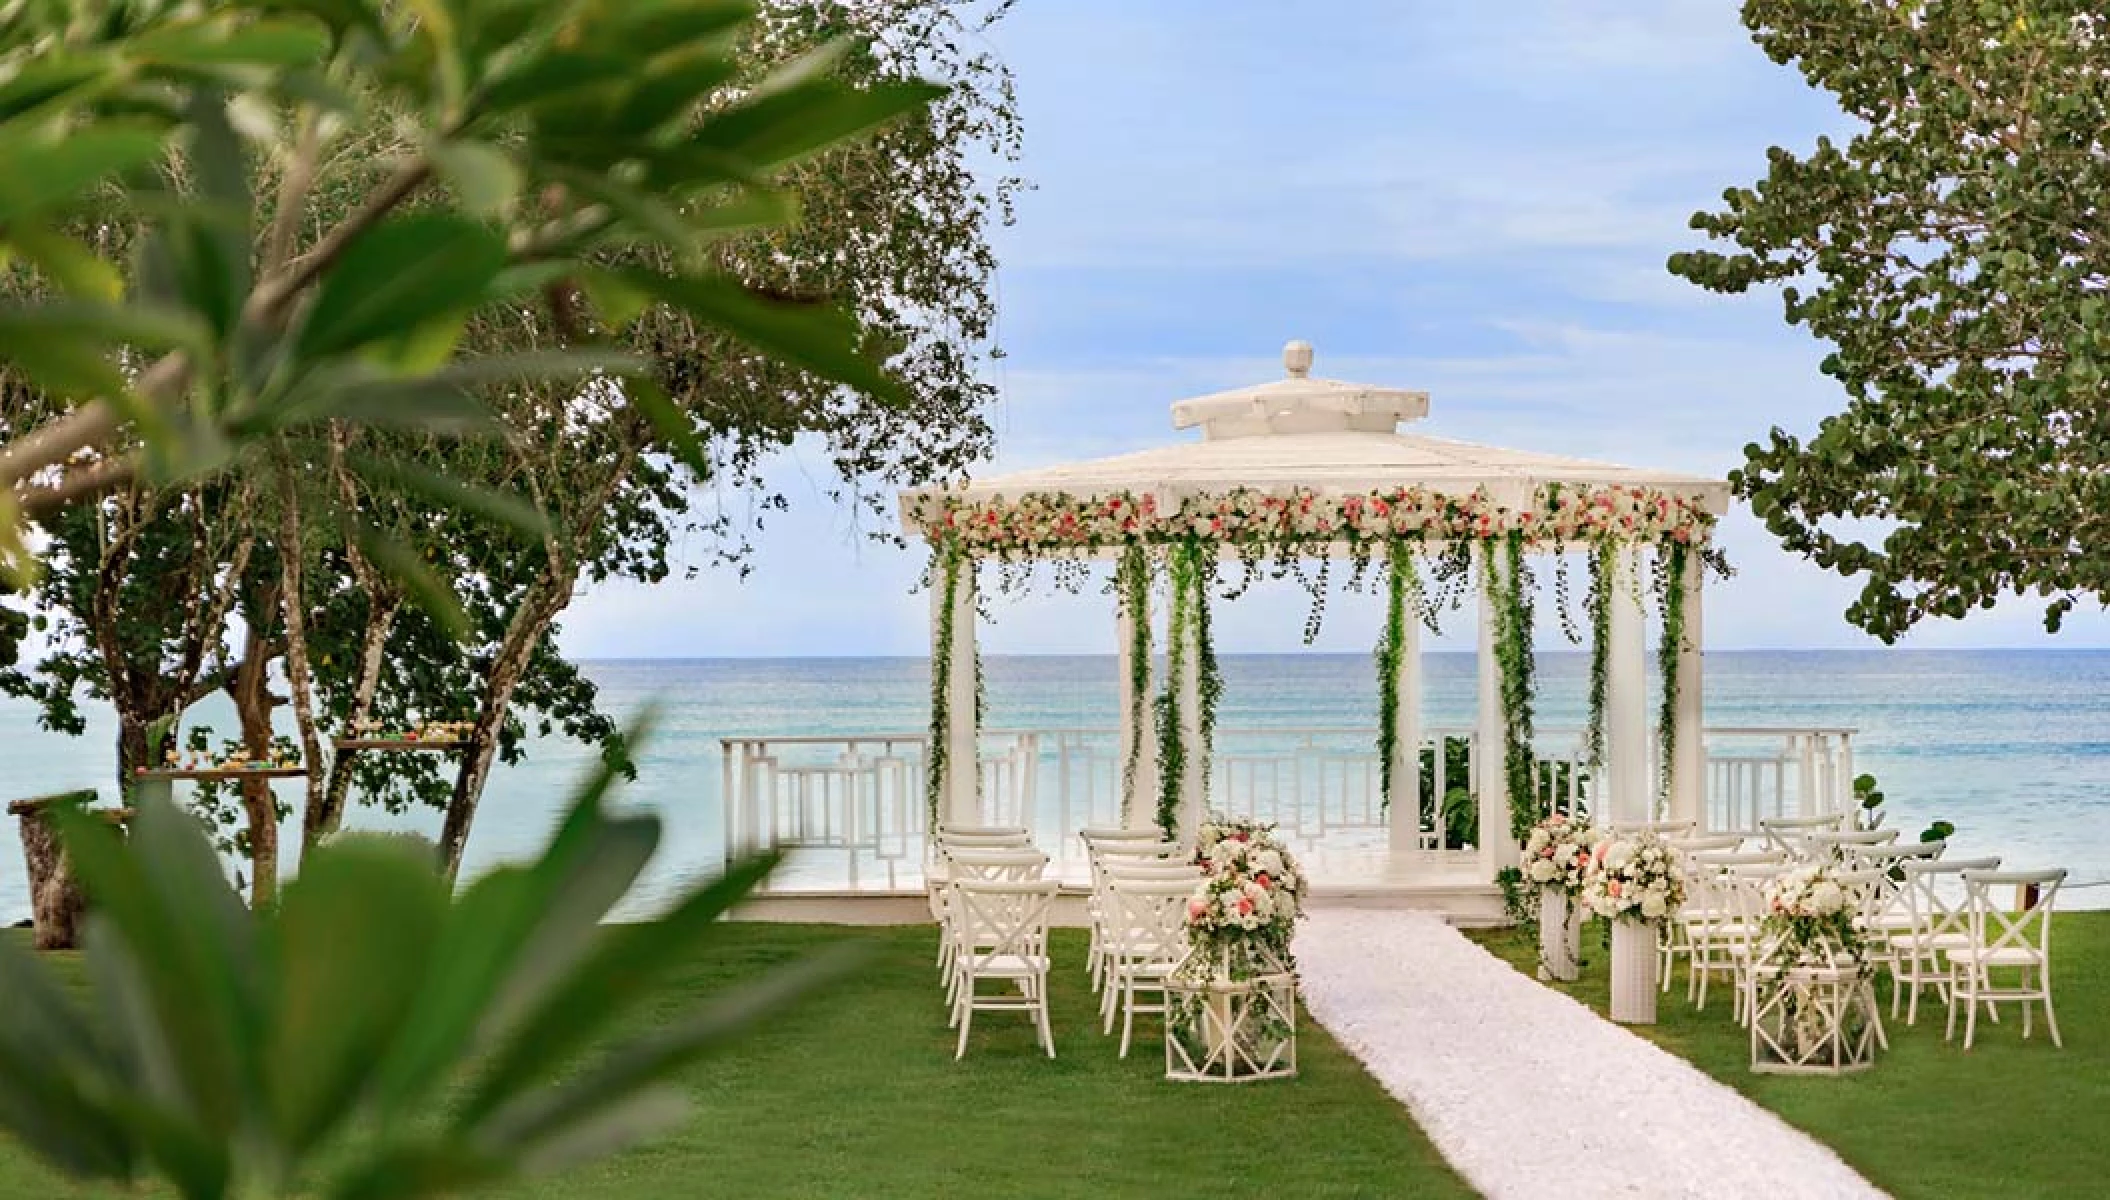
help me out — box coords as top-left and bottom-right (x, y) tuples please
(1189, 900), (1208, 919)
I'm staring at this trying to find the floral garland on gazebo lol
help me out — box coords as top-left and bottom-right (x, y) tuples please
(914, 482), (1724, 842)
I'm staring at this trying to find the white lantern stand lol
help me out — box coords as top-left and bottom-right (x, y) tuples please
(1608, 917), (1659, 1024)
(1538, 888), (1582, 982)
(1750, 962), (1880, 1075)
(1165, 952), (1298, 1084)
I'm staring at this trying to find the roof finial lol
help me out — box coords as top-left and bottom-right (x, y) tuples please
(1283, 339), (1314, 379)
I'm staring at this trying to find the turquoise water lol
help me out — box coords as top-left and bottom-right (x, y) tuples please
(2, 649), (2106, 917)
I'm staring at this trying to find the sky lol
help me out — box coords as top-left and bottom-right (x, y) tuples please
(560, 0), (2110, 659)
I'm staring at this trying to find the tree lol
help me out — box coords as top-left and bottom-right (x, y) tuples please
(279, 0), (1020, 877)
(1670, 1), (2110, 641)
(2, 0), (981, 889)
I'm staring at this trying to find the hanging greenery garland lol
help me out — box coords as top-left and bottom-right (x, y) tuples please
(1486, 535), (1540, 844)
(1115, 543), (1153, 822)
(1584, 541), (1615, 770)
(925, 544), (968, 828)
(1375, 541), (1419, 807)
(1654, 540), (1691, 807)
(1155, 541), (1196, 838)
(1195, 550), (1223, 805)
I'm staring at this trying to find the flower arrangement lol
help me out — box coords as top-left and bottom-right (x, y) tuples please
(908, 483), (1716, 557)
(1760, 864), (1866, 967)
(1184, 815), (1305, 977)
(1522, 814), (1596, 895)
(1581, 832), (1685, 922)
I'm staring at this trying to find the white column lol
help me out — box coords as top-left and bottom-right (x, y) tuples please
(1605, 545), (1651, 827)
(936, 559), (979, 829)
(1475, 550), (1516, 870)
(1669, 546), (1706, 829)
(1176, 592), (1205, 844)
(1115, 579), (1159, 830)
(1385, 568), (1423, 859)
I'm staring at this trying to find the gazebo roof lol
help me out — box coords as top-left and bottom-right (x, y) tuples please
(907, 342), (1730, 517)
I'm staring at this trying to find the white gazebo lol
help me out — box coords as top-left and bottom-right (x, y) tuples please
(901, 341), (1732, 886)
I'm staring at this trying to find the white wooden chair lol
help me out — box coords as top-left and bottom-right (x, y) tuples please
(1681, 851), (1782, 1010)
(1888, 855), (1998, 1024)
(1096, 877), (1193, 1058)
(947, 878), (1059, 1059)
(926, 827), (1033, 934)
(935, 848), (1044, 988)
(1719, 861), (1789, 1023)
(1659, 836), (1748, 992)
(1086, 839), (1187, 990)
(1758, 812), (1849, 858)
(1946, 868), (2067, 1050)
(1610, 818), (1697, 837)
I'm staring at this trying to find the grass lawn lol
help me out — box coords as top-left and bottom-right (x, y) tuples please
(1468, 911), (2110, 1200)
(0, 925), (1472, 1200)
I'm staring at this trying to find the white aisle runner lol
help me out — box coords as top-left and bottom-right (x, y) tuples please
(1298, 909), (1886, 1200)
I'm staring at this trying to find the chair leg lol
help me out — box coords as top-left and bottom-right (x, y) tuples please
(1040, 983), (1058, 1058)
(2022, 996), (2034, 1040)
(1119, 985), (1136, 1059)
(1963, 984), (1981, 1051)
(955, 987), (974, 1060)
(2041, 977), (2063, 1049)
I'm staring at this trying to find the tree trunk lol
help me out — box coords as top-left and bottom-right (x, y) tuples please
(9, 792), (121, 951)
(437, 575), (570, 880)
(314, 593), (401, 841)
(275, 470), (329, 850)
(229, 631), (282, 908)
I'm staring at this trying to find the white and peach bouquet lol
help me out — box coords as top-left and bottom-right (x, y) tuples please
(1581, 831), (1685, 923)
(1521, 814), (1596, 895)
(1761, 864), (1865, 966)
(1185, 815), (1305, 977)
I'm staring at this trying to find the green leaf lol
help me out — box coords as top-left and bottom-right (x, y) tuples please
(354, 528), (470, 640)
(51, 797), (260, 1150)
(268, 835), (449, 1156)
(0, 938), (135, 1182)
(346, 454), (550, 536)
(470, 942), (866, 1163)
(429, 139), (522, 219)
(0, 58), (117, 121)
(625, 376), (709, 478)
(699, 77), (942, 173)
(369, 718), (650, 1113)
(459, 850), (779, 1125)
(128, 18), (332, 68)
(474, 50), (632, 117)
(614, 269), (902, 402)
(0, 323), (129, 398)
(296, 214), (507, 358)
(327, 1142), (503, 1200)
(577, 268), (651, 332)
(8, 225), (126, 300)
(0, 123), (167, 220)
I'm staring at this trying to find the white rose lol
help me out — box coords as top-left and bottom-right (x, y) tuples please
(1528, 860), (1557, 883)
(1641, 893), (1668, 920)
(1809, 881), (1845, 915)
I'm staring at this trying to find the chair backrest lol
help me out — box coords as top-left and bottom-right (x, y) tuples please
(1099, 860), (1200, 884)
(1102, 878), (1195, 961)
(1899, 856), (2002, 945)
(944, 848), (1047, 881)
(1081, 826), (1164, 846)
(1670, 833), (1745, 857)
(1846, 840), (1945, 870)
(1961, 868), (2067, 963)
(949, 878), (1057, 965)
(1759, 811), (1849, 856)
(1692, 849), (1785, 869)
(1829, 867), (1890, 925)
(1719, 863), (1783, 937)
(937, 830), (1034, 854)
(1096, 838), (1186, 860)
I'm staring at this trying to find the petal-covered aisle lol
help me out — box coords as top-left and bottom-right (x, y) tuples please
(1298, 909), (1886, 1200)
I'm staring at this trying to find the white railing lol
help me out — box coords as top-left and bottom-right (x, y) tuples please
(721, 725), (1856, 892)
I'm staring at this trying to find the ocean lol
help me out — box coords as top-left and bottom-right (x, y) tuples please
(2, 649), (2106, 918)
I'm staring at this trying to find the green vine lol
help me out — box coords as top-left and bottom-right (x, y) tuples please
(926, 543), (968, 829)
(1375, 542), (1417, 806)
(1485, 535), (1539, 845)
(1585, 541), (1614, 770)
(1195, 549), (1222, 805)
(1116, 543), (1153, 821)
(1155, 541), (1205, 838)
(1655, 541), (1690, 807)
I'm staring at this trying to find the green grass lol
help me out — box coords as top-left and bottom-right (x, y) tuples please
(0, 925), (1472, 1200)
(1467, 911), (2110, 1200)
